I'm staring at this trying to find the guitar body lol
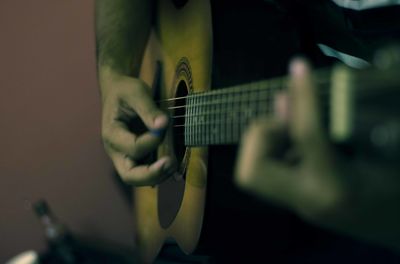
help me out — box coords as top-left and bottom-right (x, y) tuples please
(136, 0), (212, 262)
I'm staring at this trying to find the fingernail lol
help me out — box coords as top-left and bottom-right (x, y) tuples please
(151, 157), (168, 171)
(154, 115), (169, 128)
(290, 58), (308, 77)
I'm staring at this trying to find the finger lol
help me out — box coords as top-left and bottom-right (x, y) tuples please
(274, 91), (289, 123)
(122, 78), (169, 130)
(235, 118), (298, 207)
(103, 122), (164, 160)
(235, 118), (286, 183)
(289, 58), (322, 149)
(112, 153), (176, 186)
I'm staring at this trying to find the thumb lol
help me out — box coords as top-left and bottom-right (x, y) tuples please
(123, 78), (169, 130)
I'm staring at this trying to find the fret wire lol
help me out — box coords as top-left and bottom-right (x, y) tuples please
(195, 94), (198, 146)
(212, 92), (216, 144)
(240, 85), (244, 139)
(206, 92), (209, 144)
(202, 93), (205, 145)
(206, 92), (210, 145)
(189, 94), (193, 145)
(202, 92), (206, 145)
(195, 94), (199, 146)
(212, 91), (216, 144)
(184, 95), (189, 145)
(188, 94), (191, 145)
(192, 96), (196, 144)
(199, 94), (203, 146)
(239, 86), (243, 141)
(233, 86), (238, 143)
(238, 85), (244, 141)
(214, 93), (217, 144)
(229, 86), (234, 143)
(219, 92), (223, 144)
(197, 92), (202, 146)
(202, 93), (205, 146)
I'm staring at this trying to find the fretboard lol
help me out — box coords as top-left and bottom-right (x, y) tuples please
(184, 78), (284, 146)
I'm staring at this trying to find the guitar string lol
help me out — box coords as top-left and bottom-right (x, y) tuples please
(165, 92), (332, 120)
(175, 110), (331, 140)
(175, 87), (280, 128)
(162, 86), (330, 114)
(170, 101), (331, 121)
(156, 66), (332, 104)
(157, 78), (329, 105)
(173, 103), (330, 132)
(150, 70), (398, 142)
(137, 72), (397, 138)
(155, 75), (399, 105)
(162, 77), (394, 119)
(171, 109), (330, 128)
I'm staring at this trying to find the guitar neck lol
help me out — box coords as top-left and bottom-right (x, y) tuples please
(181, 63), (400, 163)
(183, 70), (331, 146)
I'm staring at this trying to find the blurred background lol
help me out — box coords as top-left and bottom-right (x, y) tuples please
(0, 0), (135, 262)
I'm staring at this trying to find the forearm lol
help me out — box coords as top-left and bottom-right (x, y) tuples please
(95, 0), (152, 77)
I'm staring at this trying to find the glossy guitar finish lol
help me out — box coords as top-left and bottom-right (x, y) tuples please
(136, 0), (212, 262)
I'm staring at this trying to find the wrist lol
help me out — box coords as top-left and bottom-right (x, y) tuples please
(98, 65), (131, 95)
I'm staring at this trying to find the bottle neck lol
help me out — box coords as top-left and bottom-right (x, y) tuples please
(39, 214), (67, 241)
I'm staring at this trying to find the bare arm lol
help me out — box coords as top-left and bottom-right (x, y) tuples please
(95, 0), (176, 186)
(96, 0), (151, 76)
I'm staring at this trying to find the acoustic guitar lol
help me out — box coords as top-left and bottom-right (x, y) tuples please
(135, 0), (400, 262)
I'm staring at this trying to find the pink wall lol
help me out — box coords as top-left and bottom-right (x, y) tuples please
(0, 0), (135, 261)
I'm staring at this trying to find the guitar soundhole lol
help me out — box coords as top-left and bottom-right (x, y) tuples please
(172, 0), (188, 9)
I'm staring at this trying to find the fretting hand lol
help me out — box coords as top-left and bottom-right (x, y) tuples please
(235, 58), (345, 218)
(235, 58), (400, 249)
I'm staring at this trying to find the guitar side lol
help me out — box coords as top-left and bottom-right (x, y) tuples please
(136, 0), (212, 262)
